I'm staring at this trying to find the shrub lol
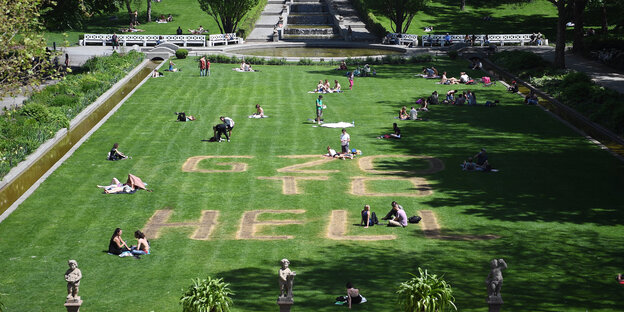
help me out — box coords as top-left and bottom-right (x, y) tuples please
(237, 0), (268, 39)
(21, 103), (50, 123)
(409, 53), (433, 63)
(176, 49), (189, 59)
(397, 268), (457, 312)
(447, 50), (458, 60)
(266, 58), (287, 65)
(180, 277), (234, 312)
(298, 58), (313, 65)
(49, 94), (79, 107)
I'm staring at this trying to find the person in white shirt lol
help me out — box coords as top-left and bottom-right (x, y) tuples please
(220, 116), (235, 137)
(459, 72), (470, 83)
(340, 128), (351, 154)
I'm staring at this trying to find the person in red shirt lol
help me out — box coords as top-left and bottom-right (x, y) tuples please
(206, 58), (211, 77)
(199, 56), (206, 76)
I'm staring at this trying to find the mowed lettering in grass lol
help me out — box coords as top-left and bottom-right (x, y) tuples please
(142, 155), (496, 241)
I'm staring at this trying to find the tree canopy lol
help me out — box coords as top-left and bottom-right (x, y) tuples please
(1, 0), (60, 95)
(368, 0), (429, 33)
(197, 0), (259, 34)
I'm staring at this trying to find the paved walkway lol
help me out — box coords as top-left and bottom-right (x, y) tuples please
(502, 46), (624, 94)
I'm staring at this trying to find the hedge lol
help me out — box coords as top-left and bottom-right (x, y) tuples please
(0, 51), (144, 179)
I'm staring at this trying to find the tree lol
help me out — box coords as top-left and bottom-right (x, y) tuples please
(460, 0), (465, 11)
(147, 0), (152, 22)
(368, 0), (429, 33)
(1, 0), (60, 95)
(197, 0), (259, 34)
(572, 0), (589, 54)
(547, 0), (572, 68)
(41, 0), (118, 30)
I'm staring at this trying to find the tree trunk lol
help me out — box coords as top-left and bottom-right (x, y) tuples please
(601, 4), (608, 33)
(460, 0), (465, 11)
(554, 1), (567, 69)
(124, 0), (133, 23)
(147, 0), (152, 22)
(572, 0), (587, 54)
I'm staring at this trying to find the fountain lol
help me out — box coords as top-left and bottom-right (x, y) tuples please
(283, 0), (339, 40)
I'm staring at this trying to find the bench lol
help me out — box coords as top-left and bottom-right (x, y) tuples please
(82, 34), (206, 47)
(208, 33), (244, 46)
(398, 34), (418, 47)
(421, 34), (548, 47)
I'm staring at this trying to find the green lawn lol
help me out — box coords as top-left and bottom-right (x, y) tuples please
(0, 58), (623, 311)
(371, 0), (559, 40)
(44, 0), (263, 46)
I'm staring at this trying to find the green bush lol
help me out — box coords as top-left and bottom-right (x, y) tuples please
(237, 0), (268, 39)
(176, 49), (189, 59)
(409, 53), (433, 63)
(297, 58), (313, 65)
(491, 50), (553, 78)
(0, 51), (143, 179)
(397, 268), (457, 312)
(266, 58), (287, 65)
(180, 277), (233, 312)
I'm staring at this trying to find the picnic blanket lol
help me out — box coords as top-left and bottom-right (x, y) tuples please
(232, 68), (255, 72)
(320, 122), (354, 128)
(416, 74), (441, 79)
(248, 115), (269, 118)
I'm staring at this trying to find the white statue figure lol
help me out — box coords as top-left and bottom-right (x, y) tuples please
(278, 259), (296, 298)
(64, 260), (82, 301)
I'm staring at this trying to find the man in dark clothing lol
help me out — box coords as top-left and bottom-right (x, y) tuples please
(381, 201), (403, 220)
(213, 124), (230, 142)
(176, 26), (183, 35)
(474, 148), (488, 166)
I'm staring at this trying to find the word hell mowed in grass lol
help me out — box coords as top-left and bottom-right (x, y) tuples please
(143, 208), (497, 241)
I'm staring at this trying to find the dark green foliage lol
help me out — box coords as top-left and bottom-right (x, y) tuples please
(367, 0), (429, 33)
(197, 0), (259, 33)
(297, 58), (313, 65)
(180, 277), (233, 312)
(491, 50), (553, 78)
(176, 49), (189, 59)
(266, 57), (287, 65)
(447, 50), (458, 60)
(0, 51), (143, 178)
(349, 0), (387, 37)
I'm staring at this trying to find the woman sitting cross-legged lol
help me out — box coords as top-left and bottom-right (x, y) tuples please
(378, 123), (401, 139)
(130, 230), (150, 257)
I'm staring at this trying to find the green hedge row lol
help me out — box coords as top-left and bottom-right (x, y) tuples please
(348, 0), (386, 38)
(491, 50), (624, 138)
(238, 0), (269, 39)
(0, 51), (144, 179)
(200, 53), (433, 66)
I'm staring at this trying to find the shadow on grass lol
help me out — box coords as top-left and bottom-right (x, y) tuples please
(219, 227), (623, 311)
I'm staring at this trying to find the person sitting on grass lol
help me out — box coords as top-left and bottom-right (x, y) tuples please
(474, 148), (488, 166)
(454, 93), (466, 105)
(378, 123), (401, 139)
(459, 72), (470, 83)
(429, 91), (439, 105)
(108, 143), (128, 161)
(335, 282), (365, 308)
(444, 90), (457, 104)
(252, 104), (264, 118)
(108, 228), (131, 256)
(471, 59), (483, 70)
(616, 274), (624, 285)
(360, 204), (378, 228)
(467, 90), (477, 105)
(462, 157), (477, 171)
(508, 81), (519, 93)
(381, 201), (403, 220)
(421, 66), (438, 78)
(525, 92), (539, 105)
(398, 106), (409, 120)
(165, 60), (178, 72)
(416, 99), (428, 112)
(410, 106), (419, 120)
(130, 230), (150, 257)
(316, 80), (325, 93)
(387, 204), (408, 227)
(333, 80), (342, 92)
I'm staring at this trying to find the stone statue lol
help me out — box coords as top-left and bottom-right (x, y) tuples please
(485, 258), (507, 301)
(278, 259), (296, 298)
(64, 260), (82, 302)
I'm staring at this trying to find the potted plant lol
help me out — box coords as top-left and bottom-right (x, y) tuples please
(396, 268), (457, 312)
(180, 277), (234, 312)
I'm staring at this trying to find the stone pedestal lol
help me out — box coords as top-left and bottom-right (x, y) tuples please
(487, 295), (503, 312)
(277, 296), (293, 312)
(64, 298), (82, 312)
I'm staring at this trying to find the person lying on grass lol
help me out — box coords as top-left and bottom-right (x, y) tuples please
(440, 72), (460, 85)
(108, 143), (128, 160)
(324, 146), (353, 159)
(377, 123), (401, 139)
(421, 66), (438, 78)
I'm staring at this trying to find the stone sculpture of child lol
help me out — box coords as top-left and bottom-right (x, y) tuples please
(64, 260), (82, 302)
(485, 258), (507, 299)
(278, 259), (296, 298)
